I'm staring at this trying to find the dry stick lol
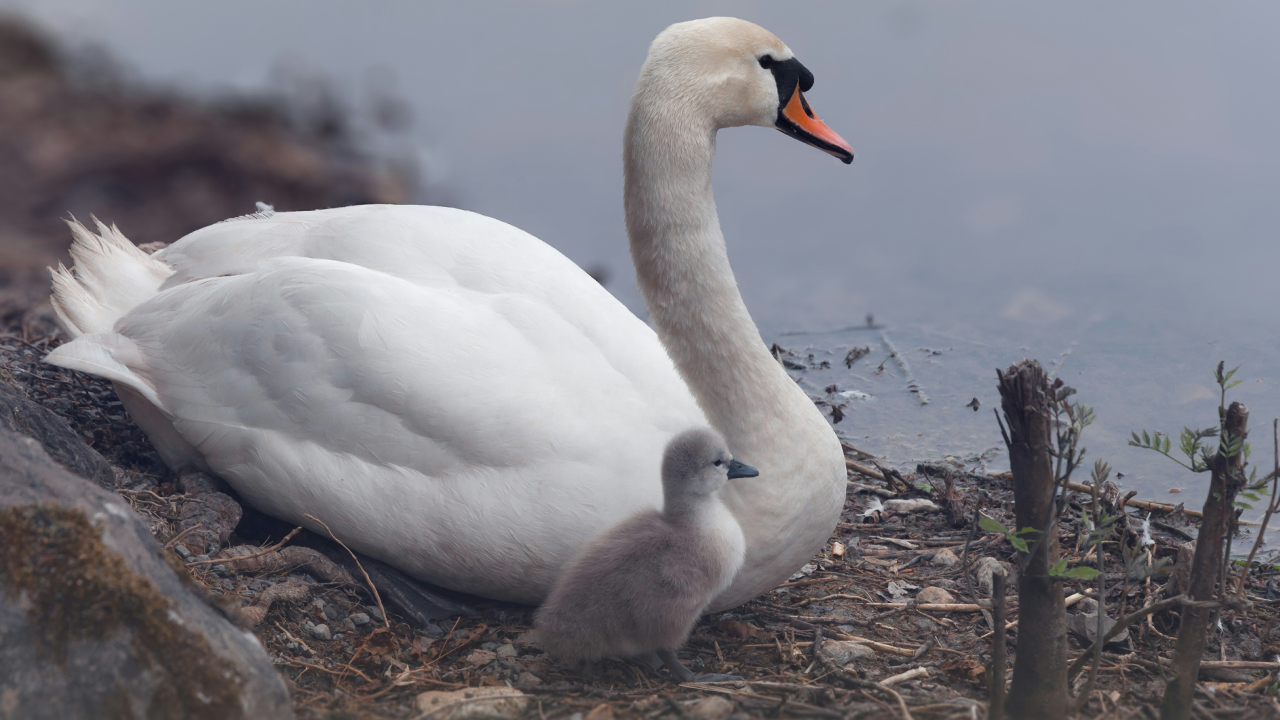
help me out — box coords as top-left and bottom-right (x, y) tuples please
(1071, 521), (1108, 713)
(863, 602), (988, 612)
(1233, 418), (1280, 596)
(188, 526), (302, 566)
(812, 628), (917, 720)
(847, 461), (886, 481)
(880, 667), (928, 687)
(978, 590), (1095, 640)
(1059, 479), (1261, 527)
(1161, 400), (1249, 720)
(998, 361), (1069, 720)
(988, 571), (1008, 720)
(305, 513), (389, 628)
(163, 523), (203, 551)
(961, 503), (982, 605)
(1067, 596), (1220, 680)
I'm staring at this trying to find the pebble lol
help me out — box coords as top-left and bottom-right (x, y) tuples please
(496, 644), (518, 658)
(817, 640), (874, 666)
(308, 623), (332, 641)
(930, 548), (958, 567)
(344, 618), (356, 630)
(350, 613), (370, 626)
(323, 604), (340, 621)
(688, 696), (734, 720)
(917, 586), (955, 604)
(173, 544), (191, 558)
(975, 556), (1012, 596)
(192, 554), (210, 563)
(365, 605), (384, 621)
(788, 563), (818, 581)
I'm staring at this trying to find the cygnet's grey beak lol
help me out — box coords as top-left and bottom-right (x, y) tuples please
(726, 460), (759, 480)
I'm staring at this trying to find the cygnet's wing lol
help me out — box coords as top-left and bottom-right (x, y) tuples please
(539, 514), (718, 657)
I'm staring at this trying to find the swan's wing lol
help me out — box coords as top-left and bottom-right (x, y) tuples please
(53, 256), (705, 601)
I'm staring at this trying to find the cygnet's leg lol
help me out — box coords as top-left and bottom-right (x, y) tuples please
(655, 649), (743, 683)
(628, 652), (665, 673)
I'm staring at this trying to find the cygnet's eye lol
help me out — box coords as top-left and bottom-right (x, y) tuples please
(714, 459), (724, 467)
(758, 54), (775, 69)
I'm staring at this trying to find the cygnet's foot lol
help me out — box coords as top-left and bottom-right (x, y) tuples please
(654, 649), (740, 684)
(627, 652), (665, 673)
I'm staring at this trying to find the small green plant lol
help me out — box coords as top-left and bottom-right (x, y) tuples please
(1130, 363), (1252, 480)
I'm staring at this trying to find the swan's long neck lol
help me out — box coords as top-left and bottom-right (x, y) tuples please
(624, 86), (802, 451)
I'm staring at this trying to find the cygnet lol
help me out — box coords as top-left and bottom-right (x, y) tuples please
(534, 427), (757, 682)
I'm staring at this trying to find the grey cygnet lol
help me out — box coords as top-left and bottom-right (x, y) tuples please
(534, 427), (758, 682)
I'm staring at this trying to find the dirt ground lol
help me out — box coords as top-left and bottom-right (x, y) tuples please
(4, 293), (1280, 720)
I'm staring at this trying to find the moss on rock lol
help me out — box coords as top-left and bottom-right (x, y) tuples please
(0, 503), (246, 719)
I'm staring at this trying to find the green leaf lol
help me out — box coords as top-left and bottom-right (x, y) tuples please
(1009, 536), (1029, 553)
(1059, 566), (1103, 580)
(1236, 502), (1255, 510)
(979, 516), (1009, 535)
(1048, 557), (1069, 576)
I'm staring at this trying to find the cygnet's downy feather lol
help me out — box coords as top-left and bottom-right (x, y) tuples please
(534, 428), (749, 663)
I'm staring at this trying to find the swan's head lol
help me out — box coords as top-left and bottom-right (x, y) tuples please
(640, 17), (853, 163)
(662, 428), (760, 505)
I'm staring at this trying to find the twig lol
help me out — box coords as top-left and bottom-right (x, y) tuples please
(880, 667), (928, 687)
(989, 571), (1007, 720)
(1233, 418), (1280, 596)
(276, 621), (315, 657)
(1061, 479), (1260, 526)
(863, 602), (989, 612)
(163, 523), (203, 551)
(283, 657), (373, 683)
(1067, 595), (1220, 679)
(961, 504), (981, 604)
(188, 526), (301, 566)
(306, 514), (388, 628)
(847, 462), (886, 481)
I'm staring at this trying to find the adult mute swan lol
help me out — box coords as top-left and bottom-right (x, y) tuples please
(45, 17), (853, 611)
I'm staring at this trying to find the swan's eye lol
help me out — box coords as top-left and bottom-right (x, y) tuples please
(714, 459), (724, 467)
(758, 55), (774, 69)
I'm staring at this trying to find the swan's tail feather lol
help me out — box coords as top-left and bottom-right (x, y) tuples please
(44, 333), (164, 409)
(49, 217), (173, 338)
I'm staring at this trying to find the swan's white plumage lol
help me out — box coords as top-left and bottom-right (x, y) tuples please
(49, 206), (707, 602)
(46, 17), (850, 608)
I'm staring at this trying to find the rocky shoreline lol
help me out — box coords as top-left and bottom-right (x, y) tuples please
(3, 293), (1280, 719)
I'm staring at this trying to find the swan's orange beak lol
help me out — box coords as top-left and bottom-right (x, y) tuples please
(776, 83), (853, 164)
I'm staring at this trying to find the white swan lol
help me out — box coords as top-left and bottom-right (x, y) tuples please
(45, 17), (853, 610)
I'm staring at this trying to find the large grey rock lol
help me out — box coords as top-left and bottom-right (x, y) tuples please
(0, 428), (293, 719)
(0, 384), (117, 488)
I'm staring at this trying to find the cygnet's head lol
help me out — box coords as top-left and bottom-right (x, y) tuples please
(661, 428), (759, 504)
(635, 16), (852, 163)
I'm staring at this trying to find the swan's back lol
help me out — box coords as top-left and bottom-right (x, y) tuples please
(49, 205), (707, 602)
